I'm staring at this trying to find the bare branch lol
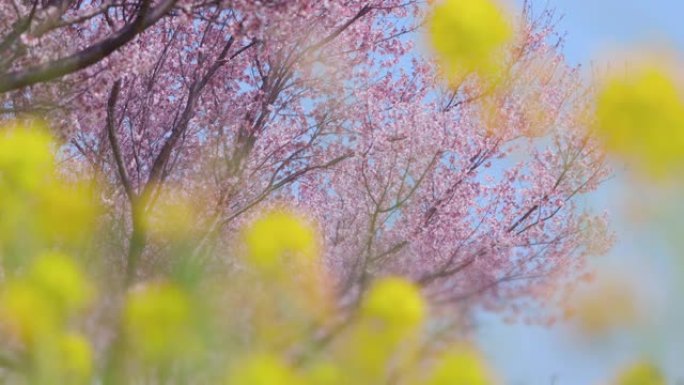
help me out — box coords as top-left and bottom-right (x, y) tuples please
(0, 0), (176, 93)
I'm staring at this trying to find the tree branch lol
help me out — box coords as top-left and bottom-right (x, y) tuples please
(0, 0), (176, 93)
(106, 79), (135, 202)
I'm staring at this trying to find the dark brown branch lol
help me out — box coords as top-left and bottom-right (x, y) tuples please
(308, 5), (373, 52)
(106, 79), (135, 202)
(0, 0), (176, 93)
(0, 1), (38, 55)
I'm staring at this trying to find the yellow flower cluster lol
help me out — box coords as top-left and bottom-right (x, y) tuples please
(0, 127), (53, 190)
(0, 252), (93, 384)
(0, 123), (97, 266)
(613, 361), (665, 385)
(565, 277), (642, 337)
(142, 187), (202, 241)
(227, 211), (496, 385)
(428, 0), (513, 82)
(0, 124), (97, 384)
(425, 346), (494, 385)
(226, 353), (305, 385)
(595, 64), (684, 178)
(0, 124), (496, 384)
(243, 208), (318, 271)
(332, 278), (426, 384)
(124, 281), (197, 362)
(361, 276), (426, 330)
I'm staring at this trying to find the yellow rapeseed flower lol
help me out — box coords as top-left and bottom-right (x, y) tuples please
(306, 361), (343, 385)
(0, 127), (54, 192)
(226, 353), (304, 385)
(0, 279), (57, 343)
(361, 277), (425, 330)
(28, 252), (93, 315)
(38, 182), (98, 246)
(595, 65), (684, 178)
(0, 123), (98, 259)
(426, 346), (494, 385)
(336, 277), (425, 382)
(58, 333), (93, 381)
(428, 0), (513, 82)
(614, 361), (665, 385)
(0, 253), (91, 344)
(124, 282), (194, 362)
(142, 187), (200, 241)
(243, 209), (317, 271)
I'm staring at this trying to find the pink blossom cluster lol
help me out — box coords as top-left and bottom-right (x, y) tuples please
(0, 0), (612, 323)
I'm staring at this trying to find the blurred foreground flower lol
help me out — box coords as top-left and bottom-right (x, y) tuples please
(0, 252), (94, 384)
(241, 208), (333, 335)
(226, 353), (304, 385)
(612, 361), (665, 385)
(0, 252), (91, 342)
(243, 208), (318, 272)
(124, 282), (197, 362)
(0, 127), (52, 188)
(333, 277), (425, 384)
(57, 333), (94, 382)
(428, 0), (513, 82)
(28, 252), (94, 314)
(565, 277), (643, 337)
(0, 121), (503, 384)
(361, 277), (425, 332)
(424, 345), (495, 385)
(0, 123), (97, 267)
(595, 64), (684, 178)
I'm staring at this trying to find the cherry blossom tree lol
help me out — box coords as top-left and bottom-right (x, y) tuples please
(0, 0), (612, 323)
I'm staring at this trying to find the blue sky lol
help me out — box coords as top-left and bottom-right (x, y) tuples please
(550, 0), (684, 65)
(476, 1), (684, 384)
(412, 1), (684, 73)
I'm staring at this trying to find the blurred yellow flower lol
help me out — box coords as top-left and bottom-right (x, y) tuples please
(428, 0), (513, 82)
(226, 353), (304, 385)
(143, 188), (199, 241)
(0, 279), (57, 342)
(0, 127), (54, 192)
(28, 252), (93, 315)
(58, 332), (93, 381)
(613, 361), (665, 385)
(0, 252), (92, 346)
(0, 123), (98, 262)
(426, 346), (494, 385)
(306, 361), (343, 385)
(336, 331), (414, 384)
(361, 276), (425, 330)
(332, 277), (425, 383)
(38, 182), (98, 246)
(124, 282), (194, 362)
(243, 209), (318, 271)
(595, 64), (684, 178)
(565, 277), (642, 337)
